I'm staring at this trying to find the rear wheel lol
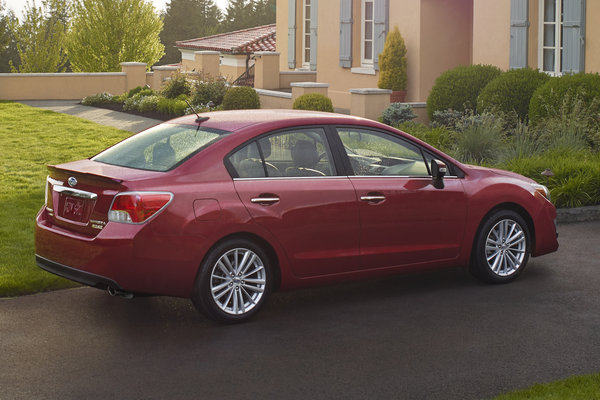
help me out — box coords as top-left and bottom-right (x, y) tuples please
(471, 210), (530, 283)
(192, 238), (271, 323)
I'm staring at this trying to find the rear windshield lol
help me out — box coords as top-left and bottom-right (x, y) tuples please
(92, 124), (230, 171)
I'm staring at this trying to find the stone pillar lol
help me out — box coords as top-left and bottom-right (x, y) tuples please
(151, 65), (180, 90)
(254, 51), (281, 90)
(194, 51), (220, 79)
(120, 62), (147, 92)
(350, 88), (392, 120)
(290, 82), (329, 102)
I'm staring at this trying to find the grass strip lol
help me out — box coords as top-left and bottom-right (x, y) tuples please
(0, 101), (132, 296)
(493, 373), (600, 399)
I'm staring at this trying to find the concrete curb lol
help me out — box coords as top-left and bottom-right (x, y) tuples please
(556, 205), (600, 224)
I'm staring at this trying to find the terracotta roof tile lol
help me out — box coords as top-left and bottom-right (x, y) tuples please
(176, 24), (276, 54)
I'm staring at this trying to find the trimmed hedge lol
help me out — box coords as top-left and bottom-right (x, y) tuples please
(529, 73), (600, 124)
(426, 64), (502, 119)
(478, 68), (549, 121)
(222, 86), (260, 110)
(292, 93), (334, 112)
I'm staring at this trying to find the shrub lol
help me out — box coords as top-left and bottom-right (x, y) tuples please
(292, 93), (334, 112)
(81, 92), (115, 106)
(452, 112), (506, 164)
(478, 68), (549, 121)
(396, 121), (454, 154)
(426, 64), (502, 119)
(157, 97), (188, 116)
(501, 149), (600, 208)
(191, 78), (229, 107)
(222, 86), (260, 110)
(377, 26), (407, 91)
(161, 72), (191, 99)
(529, 73), (600, 124)
(431, 109), (465, 130)
(138, 95), (160, 113)
(381, 103), (416, 125)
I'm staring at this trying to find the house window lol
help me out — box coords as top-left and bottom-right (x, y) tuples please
(361, 0), (374, 66)
(540, 0), (563, 75)
(302, 0), (311, 68)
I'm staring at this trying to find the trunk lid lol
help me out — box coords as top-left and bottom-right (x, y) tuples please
(44, 159), (159, 236)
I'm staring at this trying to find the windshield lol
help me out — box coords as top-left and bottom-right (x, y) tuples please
(92, 124), (230, 171)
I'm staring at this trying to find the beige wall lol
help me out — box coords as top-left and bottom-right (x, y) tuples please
(472, 0), (510, 70)
(585, 1), (600, 73)
(0, 63), (178, 100)
(419, 0), (473, 101)
(0, 73), (128, 100)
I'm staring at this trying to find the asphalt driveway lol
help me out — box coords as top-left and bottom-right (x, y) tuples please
(1, 221), (599, 400)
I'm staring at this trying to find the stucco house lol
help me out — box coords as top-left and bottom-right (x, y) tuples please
(276, 0), (596, 110)
(176, 24), (276, 83)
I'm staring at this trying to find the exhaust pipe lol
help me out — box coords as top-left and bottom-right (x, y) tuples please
(107, 285), (134, 299)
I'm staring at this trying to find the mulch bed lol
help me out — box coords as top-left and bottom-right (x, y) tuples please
(83, 102), (173, 121)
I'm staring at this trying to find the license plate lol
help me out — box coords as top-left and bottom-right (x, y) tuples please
(62, 196), (85, 221)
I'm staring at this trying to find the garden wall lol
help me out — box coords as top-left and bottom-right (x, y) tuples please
(0, 63), (176, 101)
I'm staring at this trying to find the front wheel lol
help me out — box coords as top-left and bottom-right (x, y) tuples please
(192, 239), (272, 323)
(470, 210), (531, 283)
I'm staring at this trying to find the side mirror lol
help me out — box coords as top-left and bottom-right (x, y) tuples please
(431, 159), (447, 189)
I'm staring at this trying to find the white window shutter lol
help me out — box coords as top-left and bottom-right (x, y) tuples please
(373, 0), (388, 71)
(310, 0), (318, 71)
(509, 0), (529, 70)
(288, 0), (297, 69)
(562, 0), (586, 74)
(339, 0), (353, 68)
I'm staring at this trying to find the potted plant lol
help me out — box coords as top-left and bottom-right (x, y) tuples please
(378, 26), (408, 103)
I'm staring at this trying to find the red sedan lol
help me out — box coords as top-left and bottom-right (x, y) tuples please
(35, 110), (558, 323)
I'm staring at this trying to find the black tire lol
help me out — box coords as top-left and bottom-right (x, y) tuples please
(192, 238), (272, 324)
(470, 209), (531, 283)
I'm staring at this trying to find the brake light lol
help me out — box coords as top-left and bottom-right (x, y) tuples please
(108, 192), (173, 224)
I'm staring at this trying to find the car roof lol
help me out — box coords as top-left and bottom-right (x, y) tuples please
(166, 109), (381, 133)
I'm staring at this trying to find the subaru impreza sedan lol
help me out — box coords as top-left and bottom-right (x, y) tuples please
(35, 109), (558, 323)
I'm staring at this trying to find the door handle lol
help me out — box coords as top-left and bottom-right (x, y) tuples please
(360, 195), (386, 202)
(251, 197), (280, 204)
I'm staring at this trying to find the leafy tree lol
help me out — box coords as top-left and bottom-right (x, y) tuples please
(159, 0), (222, 65)
(11, 0), (69, 72)
(0, 7), (19, 73)
(0, 0), (10, 51)
(223, 0), (275, 32)
(66, 0), (164, 72)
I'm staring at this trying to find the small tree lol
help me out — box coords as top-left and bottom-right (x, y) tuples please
(378, 26), (407, 92)
(11, 0), (69, 73)
(66, 0), (164, 72)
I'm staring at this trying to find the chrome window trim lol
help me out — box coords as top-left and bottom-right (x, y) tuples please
(234, 175), (461, 181)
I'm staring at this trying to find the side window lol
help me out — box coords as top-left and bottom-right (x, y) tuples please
(228, 142), (266, 178)
(228, 128), (335, 178)
(337, 128), (429, 177)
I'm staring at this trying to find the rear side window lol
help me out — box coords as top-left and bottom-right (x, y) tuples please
(93, 124), (230, 171)
(228, 128), (335, 178)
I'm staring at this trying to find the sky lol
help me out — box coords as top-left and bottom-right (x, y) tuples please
(2, 0), (231, 18)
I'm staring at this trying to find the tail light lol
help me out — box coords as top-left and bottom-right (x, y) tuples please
(108, 192), (173, 224)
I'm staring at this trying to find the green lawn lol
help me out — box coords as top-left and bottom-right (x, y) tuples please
(493, 373), (600, 399)
(0, 101), (132, 296)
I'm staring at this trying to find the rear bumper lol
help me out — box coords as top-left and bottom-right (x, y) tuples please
(35, 254), (124, 291)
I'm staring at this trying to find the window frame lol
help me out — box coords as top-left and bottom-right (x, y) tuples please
(330, 125), (464, 179)
(538, 0), (564, 76)
(225, 126), (340, 180)
(302, 0), (311, 68)
(360, 0), (375, 67)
